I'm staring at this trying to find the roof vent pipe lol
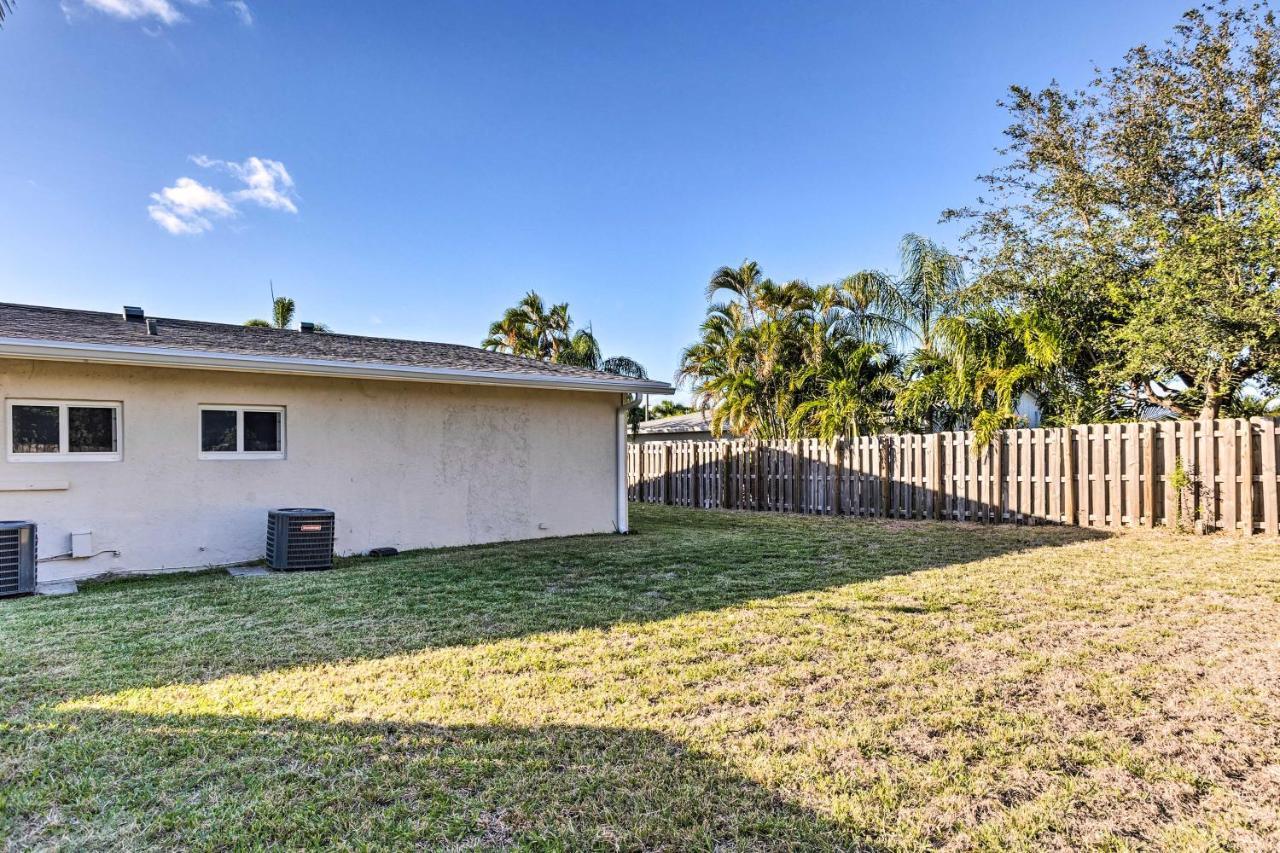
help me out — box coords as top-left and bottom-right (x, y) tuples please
(300, 322), (315, 334)
(122, 306), (145, 323)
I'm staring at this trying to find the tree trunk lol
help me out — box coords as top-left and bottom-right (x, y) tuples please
(1199, 375), (1222, 421)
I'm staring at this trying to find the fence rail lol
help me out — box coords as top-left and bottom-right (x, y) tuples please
(627, 417), (1280, 535)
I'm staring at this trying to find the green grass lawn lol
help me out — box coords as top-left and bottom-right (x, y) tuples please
(2, 506), (1279, 850)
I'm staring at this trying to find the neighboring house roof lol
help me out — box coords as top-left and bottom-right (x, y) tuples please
(0, 303), (674, 395)
(637, 411), (716, 434)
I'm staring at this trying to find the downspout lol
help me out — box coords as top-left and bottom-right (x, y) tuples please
(616, 393), (641, 533)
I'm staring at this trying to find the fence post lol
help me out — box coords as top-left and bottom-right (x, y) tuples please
(879, 436), (892, 517)
(833, 438), (844, 516)
(690, 443), (701, 510)
(719, 442), (730, 509)
(1063, 427), (1077, 526)
(929, 433), (943, 520)
(747, 440), (757, 507)
(1161, 421), (1177, 527)
(1242, 420), (1255, 536)
(1143, 423), (1156, 528)
(1200, 419), (1217, 532)
(662, 443), (672, 506)
(1259, 417), (1278, 536)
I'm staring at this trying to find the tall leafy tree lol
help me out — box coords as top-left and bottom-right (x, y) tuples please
(896, 233), (965, 352)
(482, 291), (647, 378)
(949, 2), (1280, 419)
(788, 342), (901, 440)
(647, 401), (695, 420)
(898, 306), (1068, 445)
(679, 262), (910, 440)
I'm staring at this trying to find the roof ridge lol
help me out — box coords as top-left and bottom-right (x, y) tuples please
(0, 301), (674, 392)
(1, 301), (585, 365)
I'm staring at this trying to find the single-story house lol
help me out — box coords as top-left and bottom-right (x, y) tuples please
(0, 303), (672, 589)
(633, 410), (731, 444)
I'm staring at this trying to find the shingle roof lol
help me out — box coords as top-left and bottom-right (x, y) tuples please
(637, 411), (715, 434)
(0, 303), (673, 393)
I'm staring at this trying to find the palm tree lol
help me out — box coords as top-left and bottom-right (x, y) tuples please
(898, 306), (1066, 446)
(896, 233), (965, 352)
(246, 296), (296, 329)
(600, 355), (647, 379)
(706, 262), (766, 324)
(0, 1), (13, 27)
(482, 291), (574, 360)
(788, 342), (901, 441)
(482, 307), (538, 356)
(834, 271), (913, 345)
(682, 261), (910, 440)
(555, 327), (603, 369)
(483, 292), (648, 382)
(245, 296), (330, 331)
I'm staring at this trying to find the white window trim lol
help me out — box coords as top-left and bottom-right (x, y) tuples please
(198, 404), (286, 461)
(6, 399), (123, 462)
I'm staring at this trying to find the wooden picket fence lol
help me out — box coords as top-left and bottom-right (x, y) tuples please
(627, 417), (1280, 535)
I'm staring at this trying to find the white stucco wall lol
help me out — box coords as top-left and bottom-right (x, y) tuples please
(0, 359), (623, 583)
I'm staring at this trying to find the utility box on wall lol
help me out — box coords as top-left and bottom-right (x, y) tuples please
(71, 530), (93, 559)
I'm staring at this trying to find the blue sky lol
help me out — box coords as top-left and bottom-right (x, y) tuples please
(2, 0), (1184, 397)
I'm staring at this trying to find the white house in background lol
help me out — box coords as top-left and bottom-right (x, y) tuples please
(633, 410), (734, 443)
(1015, 390), (1043, 428)
(637, 399), (1043, 443)
(0, 303), (673, 589)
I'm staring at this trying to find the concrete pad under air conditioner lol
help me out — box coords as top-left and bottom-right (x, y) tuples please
(36, 580), (78, 596)
(227, 566), (270, 578)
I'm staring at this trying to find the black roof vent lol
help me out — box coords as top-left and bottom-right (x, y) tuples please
(122, 306), (145, 323)
(146, 318), (159, 336)
(300, 321), (315, 334)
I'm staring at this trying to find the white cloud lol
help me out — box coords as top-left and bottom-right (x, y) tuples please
(72, 0), (193, 25)
(147, 177), (234, 235)
(227, 0), (252, 25)
(67, 0), (251, 28)
(149, 155), (297, 236)
(196, 155), (298, 213)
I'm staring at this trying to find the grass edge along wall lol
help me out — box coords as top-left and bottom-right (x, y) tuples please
(629, 417), (1280, 535)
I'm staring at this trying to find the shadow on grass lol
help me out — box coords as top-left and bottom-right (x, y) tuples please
(10, 708), (872, 850)
(0, 506), (1108, 705)
(1, 508), (1115, 848)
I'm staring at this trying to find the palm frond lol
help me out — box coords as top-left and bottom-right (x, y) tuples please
(600, 355), (648, 380)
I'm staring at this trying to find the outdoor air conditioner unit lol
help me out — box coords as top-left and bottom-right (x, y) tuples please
(0, 521), (37, 598)
(266, 508), (335, 571)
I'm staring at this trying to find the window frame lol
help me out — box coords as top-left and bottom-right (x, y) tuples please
(197, 404), (286, 461)
(5, 399), (123, 462)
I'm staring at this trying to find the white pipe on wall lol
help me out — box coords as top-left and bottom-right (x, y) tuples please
(616, 394), (639, 533)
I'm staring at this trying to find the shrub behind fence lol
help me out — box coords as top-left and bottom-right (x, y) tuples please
(627, 417), (1280, 535)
